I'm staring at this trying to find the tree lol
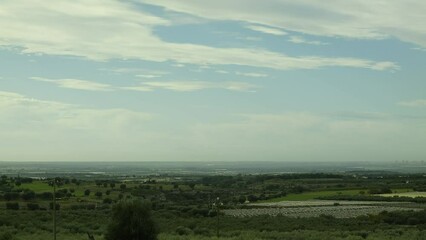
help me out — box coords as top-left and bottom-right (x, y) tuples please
(21, 190), (36, 201)
(5, 202), (19, 210)
(95, 191), (103, 198)
(84, 189), (91, 196)
(105, 200), (158, 240)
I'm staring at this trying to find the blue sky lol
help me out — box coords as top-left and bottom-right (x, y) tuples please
(1, 0), (425, 162)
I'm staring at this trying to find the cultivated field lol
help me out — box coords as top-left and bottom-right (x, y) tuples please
(224, 205), (420, 218)
(380, 191), (426, 198)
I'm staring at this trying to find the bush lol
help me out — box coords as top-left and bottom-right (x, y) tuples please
(27, 203), (40, 210)
(84, 189), (91, 196)
(95, 191), (103, 198)
(5, 202), (19, 210)
(37, 192), (53, 200)
(105, 200), (157, 240)
(0, 231), (13, 240)
(49, 202), (60, 210)
(175, 226), (192, 236)
(21, 190), (36, 201)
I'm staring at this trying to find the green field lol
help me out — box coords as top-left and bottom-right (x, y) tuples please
(262, 188), (413, 202)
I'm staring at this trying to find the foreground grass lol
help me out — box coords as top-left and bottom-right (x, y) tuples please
(158, 229), (426, 240)
(5, 230), (425, 240)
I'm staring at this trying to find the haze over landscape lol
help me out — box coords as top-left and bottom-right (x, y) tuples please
(1, 0), (426, 162)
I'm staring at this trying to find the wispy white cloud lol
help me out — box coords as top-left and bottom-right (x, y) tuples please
(412, 47), (426, 52)
(31, 77), (113, 91)
(135, 74), (162, 79)
(398, 99), (426, 107)
(0, 0), (397, 71)
(31, 76), (257, 93)
(288, 36), (328, 45)
(216, 70), (230, 74)
(236, 72), (268, 78)
(101, 68), (169, 77)
(143, 0), (426, 48)
(246, 25), (287, 36)
(123, 81), (258, 92)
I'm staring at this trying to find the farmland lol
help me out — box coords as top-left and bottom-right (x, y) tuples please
(0, 162), (426, 239)
(226, 200), (421, 218)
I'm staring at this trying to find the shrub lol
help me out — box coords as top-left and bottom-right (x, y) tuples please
(84, 189), (91, 196)
(95, 191), (103, 198)
(27, 203), (39, 210)
(105, 200), (157, 240)
(49, 202), (60, 210)
(0, 231), (13, 240)
(175, 226), (192, 236)
(21, 190), (36, 201)
(5, 202), (19, 210)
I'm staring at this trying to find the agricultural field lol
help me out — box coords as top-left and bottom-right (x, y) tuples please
(226, 200), (423, 218)
(1, 169), (426, 240)
(380, 191), (426, 198)
(224, 205), (419, 218)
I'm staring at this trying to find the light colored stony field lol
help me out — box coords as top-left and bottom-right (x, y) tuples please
(379, 191), (426, 198)
(224, 205), (419, 218)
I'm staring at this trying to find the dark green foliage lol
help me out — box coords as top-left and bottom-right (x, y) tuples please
(49, 202), (60, 210)
(84, 189), (91, 196)
(368, 187), (392, 194)
(37, 192), (53, 200)
(3, 192), (19, 201)
(70, 204), (96, 210)
(5, 202), (19, 210)
(0, 231), (13, 240)
(95, 191), (103, 198)
(175, 226), (192, 235)
(21, 190), (36, 201)
(105, 200), (158, 240)
(27, 203), (39, 210)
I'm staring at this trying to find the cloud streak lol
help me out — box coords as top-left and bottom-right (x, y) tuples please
(288, 36), (328, 45)
(123, 81), (258, 92)
(246, 25), (287, 36)
(31, 77), (113, 91)
(398, 99), (426, 107)
(0, 1), (398, 71)
(143, 0), (426, 48)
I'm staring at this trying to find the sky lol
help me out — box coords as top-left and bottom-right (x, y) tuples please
(1, 0), (425, 162)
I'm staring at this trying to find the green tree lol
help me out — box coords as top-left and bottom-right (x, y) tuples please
(84, 189), (91, 196)
(105, 200), (158, 240)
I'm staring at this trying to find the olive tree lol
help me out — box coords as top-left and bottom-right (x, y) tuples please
(105, 200), (158, 240)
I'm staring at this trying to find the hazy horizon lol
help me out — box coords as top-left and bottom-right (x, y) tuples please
(1, 1), (425, 162)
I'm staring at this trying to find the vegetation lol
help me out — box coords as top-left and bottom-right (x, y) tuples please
(105, 200), (158, 240)
(0, 171), (425, 239)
